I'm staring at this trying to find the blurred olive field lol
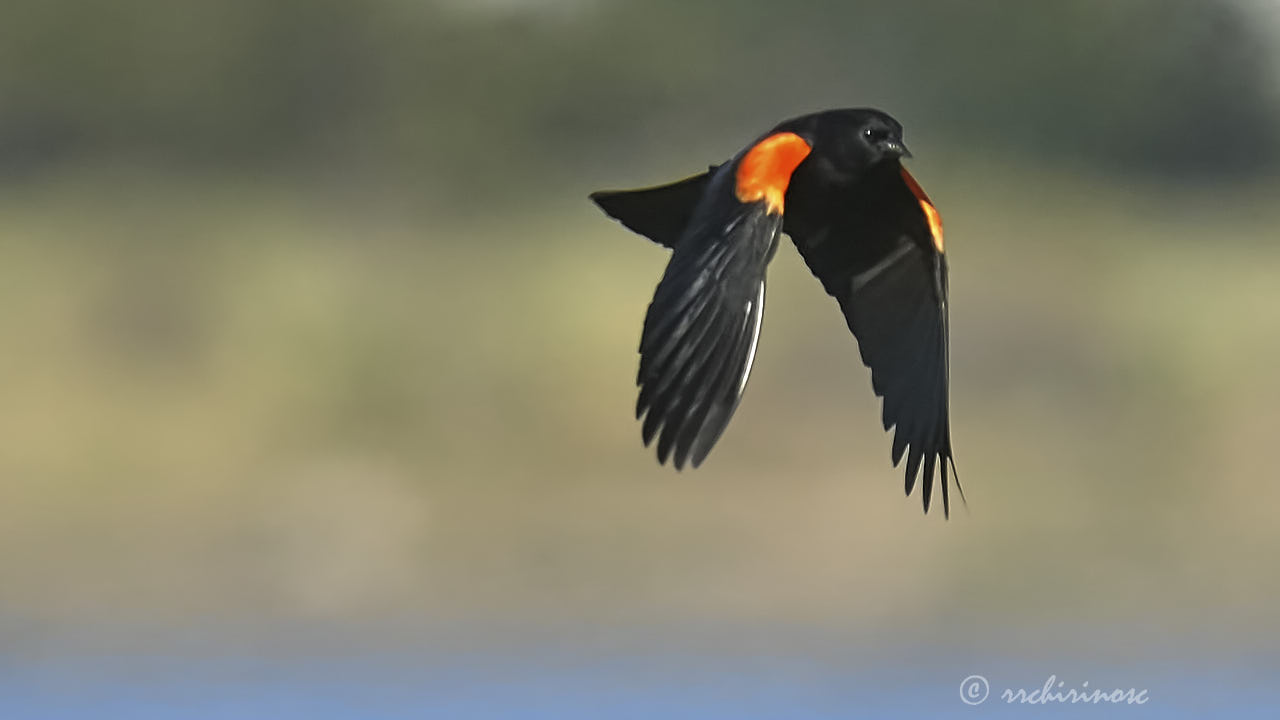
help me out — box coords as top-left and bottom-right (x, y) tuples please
(3, 0), (1280, 717)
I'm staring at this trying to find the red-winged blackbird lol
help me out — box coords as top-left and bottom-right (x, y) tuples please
(591, 108), (960, 516)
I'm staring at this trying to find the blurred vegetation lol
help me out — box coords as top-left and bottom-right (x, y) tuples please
(1, 0), (1276, 194)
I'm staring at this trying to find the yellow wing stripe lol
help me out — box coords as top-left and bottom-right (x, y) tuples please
(899, 166), (944, 253)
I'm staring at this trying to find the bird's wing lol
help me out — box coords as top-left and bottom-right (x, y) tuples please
(636, 132), (811, 468)
(784, 164), (960, 515)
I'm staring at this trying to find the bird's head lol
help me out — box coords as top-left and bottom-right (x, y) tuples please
(854, 112), (910, 162)
(786, 108), (911, 180)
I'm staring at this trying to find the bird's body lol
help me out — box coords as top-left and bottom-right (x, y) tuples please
(591, 108), (961, 515)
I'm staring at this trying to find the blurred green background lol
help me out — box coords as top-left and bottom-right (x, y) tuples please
(2, 0), (1279, 715)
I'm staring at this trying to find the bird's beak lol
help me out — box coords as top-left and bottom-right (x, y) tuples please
(886, 140), (912, 159)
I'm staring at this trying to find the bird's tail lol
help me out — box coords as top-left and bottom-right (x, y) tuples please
(589, 167), (717, 249)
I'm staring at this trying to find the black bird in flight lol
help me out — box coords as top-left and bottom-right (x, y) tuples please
(590, 108), (960, 515)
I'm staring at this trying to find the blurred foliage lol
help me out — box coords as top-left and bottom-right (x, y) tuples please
(0, 0), (1275, 197)
(3, 165), (1280, 636)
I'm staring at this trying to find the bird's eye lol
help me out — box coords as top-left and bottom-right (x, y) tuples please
(863, 126), (888, 143)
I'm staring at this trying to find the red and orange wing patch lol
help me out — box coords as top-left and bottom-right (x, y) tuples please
(734, 132), (812, 215)
(899, 166), (944, 253)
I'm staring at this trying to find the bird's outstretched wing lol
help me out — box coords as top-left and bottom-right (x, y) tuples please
(784, 163), (960, 515)
(614, 132), (812, 468)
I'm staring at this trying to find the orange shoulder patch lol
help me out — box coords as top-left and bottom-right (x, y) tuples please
(734, 132), (812, 215)
(899, 166), (944, 253)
